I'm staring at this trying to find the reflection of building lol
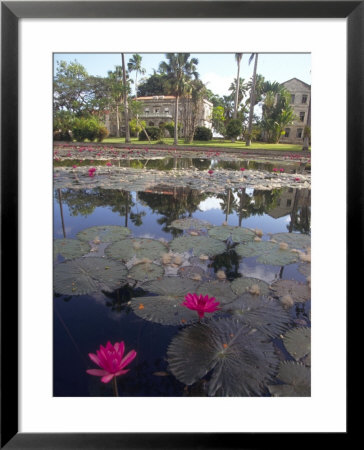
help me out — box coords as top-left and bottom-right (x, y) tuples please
(267, 188), (311, 219)
(105, 95), (213, 137)
(279, 78), (311, 145)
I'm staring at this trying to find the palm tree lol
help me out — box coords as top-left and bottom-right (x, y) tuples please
(121, 53), (131, 143)
(159, 53), (199, 145)
(246, 53), (258, 146)
(233, 53), (243, 119)
(127, 54), (146, 138)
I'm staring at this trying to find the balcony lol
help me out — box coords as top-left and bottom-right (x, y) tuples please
(141, 112), (173, 119)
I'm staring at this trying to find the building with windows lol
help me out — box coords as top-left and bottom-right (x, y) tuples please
(279, 78), (311, 145)
(104, 95), (213, 137)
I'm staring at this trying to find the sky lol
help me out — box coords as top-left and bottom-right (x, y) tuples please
(54, 52), (311, 98)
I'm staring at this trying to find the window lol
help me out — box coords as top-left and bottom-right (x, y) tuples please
(154, 108), (159, 113)
(290, 94), (295, 104)
(164, 108), (169, 113)
(302, 95), (308, 104)
(144, 108), (149, 113)
(299, 112), (305, 122)
(286, 199), (292, 207)
(284, 128), (290, 138)
(296, 128), (303, 138)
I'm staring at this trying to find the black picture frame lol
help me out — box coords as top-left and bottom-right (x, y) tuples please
(1, 1), (359, 448)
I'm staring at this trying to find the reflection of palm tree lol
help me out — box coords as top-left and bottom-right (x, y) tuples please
(218, 189), (237, 223)
(57, 189), (66, 238)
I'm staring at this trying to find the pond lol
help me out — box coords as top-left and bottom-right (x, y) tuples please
(53, 150), (311, 397)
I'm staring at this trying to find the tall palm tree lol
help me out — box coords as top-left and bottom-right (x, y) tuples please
(127, 54), (146, 138)
(127, 54), (146, 99)
(246, 53), (258, 146)
(121, 53), (131, 143)
(159, 53), (199, 145)
(233, 53), (243, 119)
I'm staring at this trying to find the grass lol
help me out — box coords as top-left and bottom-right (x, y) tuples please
(101, 137), (306, 152)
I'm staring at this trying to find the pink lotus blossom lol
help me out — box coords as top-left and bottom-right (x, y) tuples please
(208, 169), (214, 175)
(106, 162), (112, 167)
(272, 168), (278, 172)
(279, 168), (284, 172)
(240, 168), (245, 171)
(72, 165), (77, 169)
(294, 177), (301, 182)
(86, 341), (137, 383)
(182, 293), (220, 319)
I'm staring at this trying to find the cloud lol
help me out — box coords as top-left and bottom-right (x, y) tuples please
(201, 72), (234, 97)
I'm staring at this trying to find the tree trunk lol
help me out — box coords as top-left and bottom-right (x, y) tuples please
(246, 54), (258, 147)
(116, 104), (120, 138)
(233, 59), (241, 120)
(174, 95), (179, 145)
(302, 96), (311, 150)
(121, 53), (131, 143)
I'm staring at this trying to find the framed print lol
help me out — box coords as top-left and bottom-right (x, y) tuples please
(1, 1), (359, 448)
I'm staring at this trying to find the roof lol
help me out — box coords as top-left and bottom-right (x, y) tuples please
(281, 78), (311, 89)
(135, 96), (176, 100)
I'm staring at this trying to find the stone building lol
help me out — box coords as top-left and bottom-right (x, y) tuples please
(104, 95), (213, 137)
(279, 78), (311, 145)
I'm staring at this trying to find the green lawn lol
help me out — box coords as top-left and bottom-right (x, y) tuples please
(101, 137), (306, 152)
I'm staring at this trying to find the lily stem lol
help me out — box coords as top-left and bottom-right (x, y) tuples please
(113, 377), (119, 397)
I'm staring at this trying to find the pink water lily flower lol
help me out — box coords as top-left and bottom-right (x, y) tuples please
(183, 293), (220, 319)
(86, 341), (137, 383)
(240, 167), (246, 171)
(106, 162), (112, 167)
(208, 169), (214, 175)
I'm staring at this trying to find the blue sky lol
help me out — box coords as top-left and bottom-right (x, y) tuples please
(54, 52), (311, 97)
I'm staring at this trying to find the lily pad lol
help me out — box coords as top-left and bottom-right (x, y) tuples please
(170, 218), (212, 230)
(167, 317), (279, 396)
(105, 238), (168, 262)
(231, 277), (270, 296)
(298, 263), (311, 278)
(208, 225), (256, 243)
(54, 257), (128, 295)
(271, 232), (311, 249)
(53, 238), (91, 260)
(223, 294), (291, 338)
(283, 327), (311, 362)
(177, 266), (211, 282)
(195, 281), (237, 305)
(268, 361), (310, 397)
(77, 225), (131, 243)
(130, 277), (201, 325)
(128, 262), (164, 282)
(170, 235), (226, 257)
(270, 280), (311, 303)
(235, 240), (277, 259)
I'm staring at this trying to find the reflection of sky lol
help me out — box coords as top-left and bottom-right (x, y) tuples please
(54, 190), (294, 240)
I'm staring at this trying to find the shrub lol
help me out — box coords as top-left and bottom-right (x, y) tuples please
(53, 111), (74, 141)
(194, 126), (213, 141)
(139, 126), (161, 141)
(72, 117), (108, 142)
(225, 119), (242, 140)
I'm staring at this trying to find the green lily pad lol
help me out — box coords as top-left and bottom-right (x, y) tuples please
(167, 317), (279, 396)
(105, 238), (168, 262)
(170, 218), (212, 230)
(208, 225), (256, 243)
(195, 281), (237, 305)
(268, 361), (310, 397)
(271, 232), (311, 250)
(231, 277), (270, 296)
(223, 294), (291, 338)
(128, 262), (164, 282)
(270, 280), (311, 303)
(283, 327), (311, 362)
(54, 257), (128, 295)
(235, 240), (277, 258)
(170, 235), (226, 257)
(53, 238), (91, 260)
(235, 240), (298, 265)
(130, 277), (201, 325)
(76, 225), (131, 243)
(177, 266), (211, 282)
